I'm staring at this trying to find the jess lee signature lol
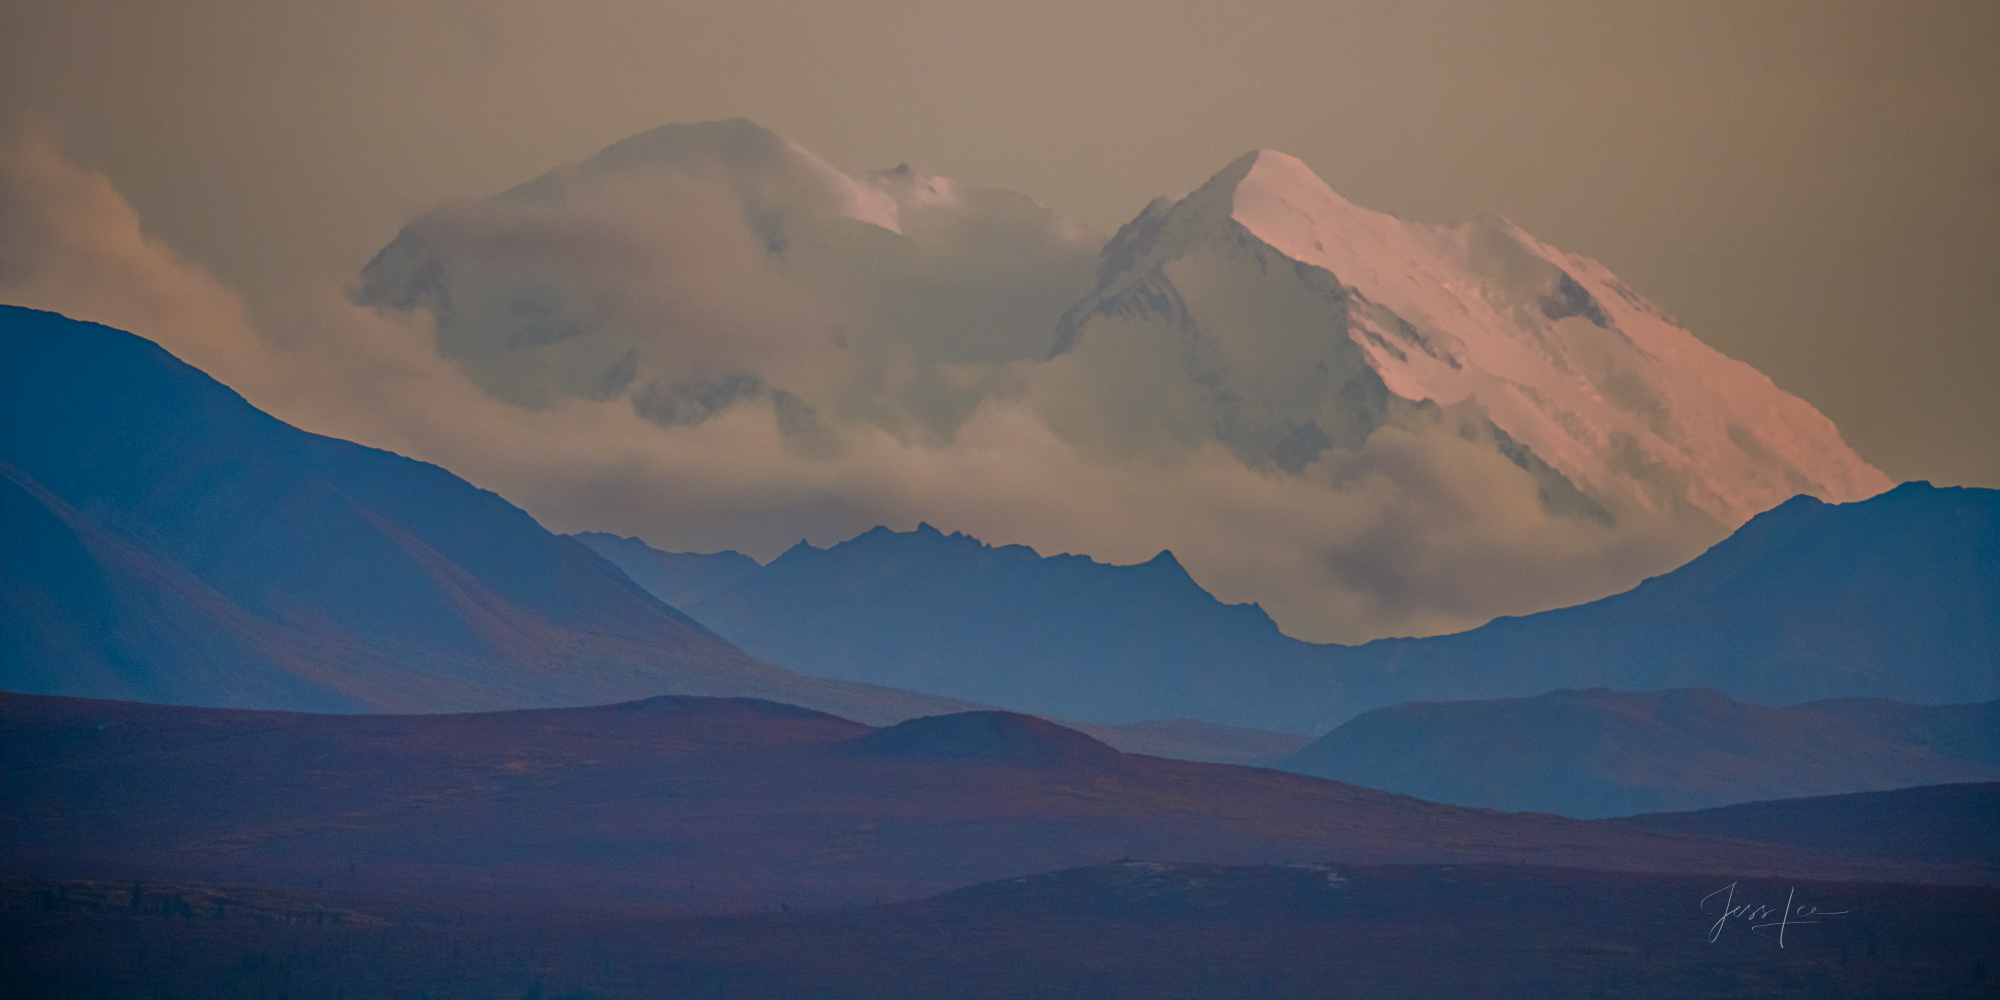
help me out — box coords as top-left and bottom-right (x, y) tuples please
(1702, 882), (1850, 947)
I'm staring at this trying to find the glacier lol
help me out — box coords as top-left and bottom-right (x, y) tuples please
(1051, 148), (1889, 530)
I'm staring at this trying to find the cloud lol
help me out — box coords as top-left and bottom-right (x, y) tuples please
(0, 122), (555, 484)
(1, 127), (1705, 644)
(0, 119), (263, 388)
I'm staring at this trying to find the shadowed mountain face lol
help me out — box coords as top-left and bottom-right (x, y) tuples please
(5, 692), (1981, 918)
(0, 306), (979, 724)
(660, 524), (1348, 728)
(1338, 483), (2000, 722)
(591, 484), (1999, 733)
(1276, 688), (2000, 818)
(571, 532), (760, 609)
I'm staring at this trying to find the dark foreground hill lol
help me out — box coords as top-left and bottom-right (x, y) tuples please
(1277, 688), (2000, 817)
(585, 483), (1999, 733)
(3, 692), (1981, 918)
(8, 692), (1994, 997)
(0, 306), (976, 724)
(1061, 716), (1313, 764)
(6, 863), (1995, 999)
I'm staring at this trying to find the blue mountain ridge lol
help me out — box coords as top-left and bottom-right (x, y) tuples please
(606, 524), (1351, 728)
(0, 306), (981, 723)
(590, 485), (2000, 733)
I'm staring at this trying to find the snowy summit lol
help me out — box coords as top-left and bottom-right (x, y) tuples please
(1054, 149), (1889, 529)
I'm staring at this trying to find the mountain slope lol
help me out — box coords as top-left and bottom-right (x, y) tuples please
(604, 482), (1999, 732)
(354, 117), (1096, 416)
(0, 306), (981, 723)
(1336, 482), (2000, 722)
(1055, 149), (1889, 527)
(1275, 688), (2000, 818)
(677, 524), (1350, 727)
(1, 457), (389, 711)
(572, 532), (760, 609)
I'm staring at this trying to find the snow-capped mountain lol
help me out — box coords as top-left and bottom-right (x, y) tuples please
(1053, 149), (1890, 529)
(355, 119), (1094, 422)
(350, 121), (1892, 640)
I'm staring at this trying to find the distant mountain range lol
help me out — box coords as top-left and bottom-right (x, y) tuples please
(355, 119), (1890, 644)
(0, 306), (978, 724)
(571, 532), (761, 611)
(357, 119), (1890, 528)
(1336, 481), (1999, 720)
(580, 526), (1347, 728)
(578, 481), (1999, 733)
(1274, 688), (2000, 818)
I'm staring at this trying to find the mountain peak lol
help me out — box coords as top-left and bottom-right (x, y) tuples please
(1225, 149), (1392, 268)
(1058, 148), (1890, 530)
(1132, 148), (1382, 266)
(580, 119), (904, 234)
(859, 162), (960, 212)
(777, 537), (825, 562)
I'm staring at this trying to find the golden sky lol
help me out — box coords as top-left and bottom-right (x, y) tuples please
(4, 0), (1997, 487)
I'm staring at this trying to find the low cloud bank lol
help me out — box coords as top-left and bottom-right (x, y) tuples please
(1, 128), (1703, 643)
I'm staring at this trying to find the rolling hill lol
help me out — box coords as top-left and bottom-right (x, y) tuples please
(5, 691), (1981, 919)
(1603, 781), (2000, 870)
(1275, 688), (2000, 817)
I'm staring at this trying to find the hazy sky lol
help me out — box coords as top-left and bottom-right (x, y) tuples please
(3, 0), (1996, 493)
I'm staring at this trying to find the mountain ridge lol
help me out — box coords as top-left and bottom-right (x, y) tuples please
(661, 521), (1335, 728)
(1055, 147), (1890, 525)
(591, 480), (1998, 733)
(0, 305), (987, 725)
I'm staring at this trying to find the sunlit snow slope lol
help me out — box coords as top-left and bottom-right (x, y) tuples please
(1056, 150), (1890, 529)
